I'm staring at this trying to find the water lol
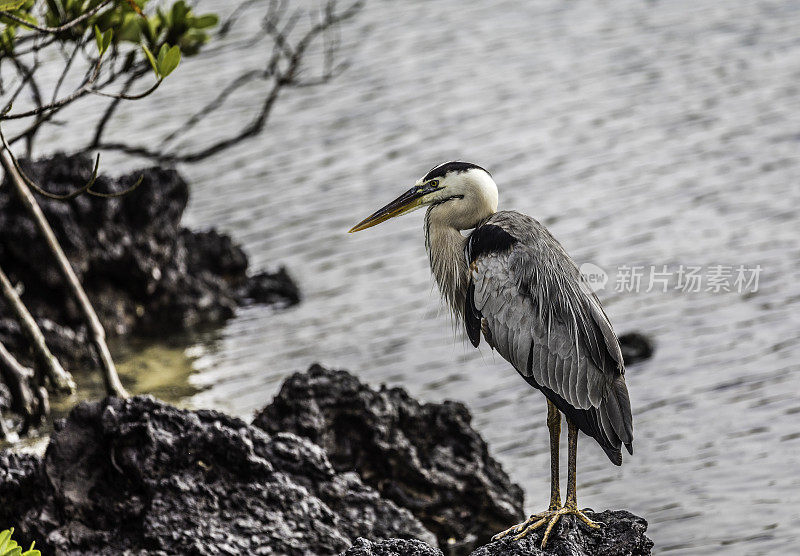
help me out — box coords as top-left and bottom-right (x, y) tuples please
(13, 0), (800, 553)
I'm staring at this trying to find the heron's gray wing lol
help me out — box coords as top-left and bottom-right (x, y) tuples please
(467, 211), (633, 461)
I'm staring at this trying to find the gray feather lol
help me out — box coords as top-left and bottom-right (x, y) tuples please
(466, 211), (634, 462)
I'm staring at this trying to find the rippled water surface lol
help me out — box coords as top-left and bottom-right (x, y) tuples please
(24, 1), (800, 554)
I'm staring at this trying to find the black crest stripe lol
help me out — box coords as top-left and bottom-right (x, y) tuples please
(423, 161), (490, 182)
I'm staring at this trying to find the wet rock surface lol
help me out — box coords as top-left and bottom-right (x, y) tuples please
(254, 364), (526, 550)
(342, 537), (444, 556)
(0, 395), (435, 555)
(0, 153), (299, 367)
(470, 511), (653, 556)
(0, 369), (652, 555)
(340, 510), (653, 556)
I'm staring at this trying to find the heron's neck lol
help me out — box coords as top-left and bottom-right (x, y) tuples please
(424, 210), (470, 320)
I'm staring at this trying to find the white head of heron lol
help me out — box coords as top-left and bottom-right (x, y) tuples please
(348, 161), (498, 233)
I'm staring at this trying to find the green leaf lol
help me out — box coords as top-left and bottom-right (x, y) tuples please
(158, 44), (180, 77)
(0, 529), (12, 552)
(189, 14), (218, 29)
(170, 0), (188, 26)
(117, 12), (141, 43)
(94, 26), (112, 56)
(0, 25), (15, 53)
(156, 42), (169, 67)
(0, 1), (26, 10)
(141, 44), (158, 77)
(94, 25), (103, 53)
(138, 15), (158, 43)
(0, 530), (38, 556)
(102, 28), (112, 53)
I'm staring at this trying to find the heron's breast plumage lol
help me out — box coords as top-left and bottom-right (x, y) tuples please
(425, 208), (471, 320)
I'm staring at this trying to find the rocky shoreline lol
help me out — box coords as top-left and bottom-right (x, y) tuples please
(0, 155), (655, 554)
(0, 366), (653, 555)
(255, 365), (525, 551)
(0, 153), (299, 371)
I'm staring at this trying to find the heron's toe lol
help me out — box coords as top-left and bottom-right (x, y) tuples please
(495, 506), (604, 548)
(491, 511), (550, 541)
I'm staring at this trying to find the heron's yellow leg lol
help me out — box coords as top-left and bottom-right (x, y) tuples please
(547, 400), (561, 510)
(491, 401), (562, 541)
(562, 419), (601, 529)
(492, 416), (602, 548)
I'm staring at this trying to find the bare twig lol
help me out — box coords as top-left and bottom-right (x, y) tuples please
(83, 173), (144, 197)
(0, 147), (127, 398)
(90, 68), (146, 147)
(9, 35), (58, 56)
(96, 0), (364, 163)
(0, 264), (75, 394)
(159, 69), (262, 148)
(1, 62), (38, 114)
(50, 36), (84, 104)
(1, 122), (141, 199)
(7, 60), (139, 146)
(90, 78), (161, 100)
(7, 57), (43, 121)
(0, 59), (101, 120)
(219, 0), (263, 37)
(0, 339), (38, 428)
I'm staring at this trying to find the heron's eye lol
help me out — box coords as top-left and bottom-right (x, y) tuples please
(429, 180), (439, 187)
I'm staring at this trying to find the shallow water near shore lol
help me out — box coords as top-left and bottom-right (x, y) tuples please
(16, 0), (800, 554)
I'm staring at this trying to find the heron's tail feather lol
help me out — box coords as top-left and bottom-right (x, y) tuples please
(599, 375), (634, 454)
(600, 444), (623, 466)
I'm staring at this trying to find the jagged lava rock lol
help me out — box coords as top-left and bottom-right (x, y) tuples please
(340, 511), (653, 556)
(342, 538), (444, 556)
(0, 396), (435, 555)
(471, 510), (653, 556)
(0, 153), (299, 366)
(254, 365), (525, 550)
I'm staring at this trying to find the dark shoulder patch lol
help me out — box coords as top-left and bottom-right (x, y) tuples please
(464, 281), (481, 348)
(424, 161), (489, 182)
(465, 223), (517, 263)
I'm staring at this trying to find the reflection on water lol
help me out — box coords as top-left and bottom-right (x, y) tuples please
(10, 336), (202, 453)
(18, 0), (800, 553)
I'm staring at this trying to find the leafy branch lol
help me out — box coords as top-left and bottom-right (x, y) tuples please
(1, 0), (206, 150)
(0, 528), (40, 556)
(95, 0), (362, 162)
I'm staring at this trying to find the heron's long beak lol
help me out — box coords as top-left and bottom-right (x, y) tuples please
(348, 183), (436, 233)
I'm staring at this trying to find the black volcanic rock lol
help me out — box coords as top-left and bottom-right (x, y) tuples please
(342, 538), (445, 556)
(0, 396), (434, 555)
(340, 511), (653, 556)
(0, 153), (299, 368)
(253, 365), (526, 550)
(0, 372), (653, 556)
(470, 510), (653, 556)
(619, 332), (654, 365)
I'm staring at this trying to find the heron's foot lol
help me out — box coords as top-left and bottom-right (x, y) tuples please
(491, 506), (558, 542)
(492, 505), (602, 548)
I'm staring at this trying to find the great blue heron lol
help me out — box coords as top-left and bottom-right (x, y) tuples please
(349, 161), (634, 547)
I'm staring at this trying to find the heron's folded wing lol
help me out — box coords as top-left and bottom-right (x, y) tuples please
(471, 248), (621, 412)
(465, 211), (633, 456)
